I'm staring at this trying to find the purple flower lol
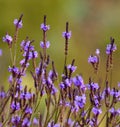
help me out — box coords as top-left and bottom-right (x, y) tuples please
(20, 40), (34, 51)
(47, 122), (60, 127)
(25, 107), (32, 114)
(40, 41), (50, 48)
(72, 75), (84, 87)
(67, 64), (77, 72)
(0, 91), (6, 98)
(11, 101), (20, 111)
(0, 49), (2, 56)
(22, 118), (31, 127)
(74, 94), (86, 109)
(32, 51), (38, 58)
(95, 49), (100, 55)
(8, 66), (19, 75)
(33, 118), (39, 125)
(20, 92), (32, 100)
(62, 31), (71, 39)
(51, 86), (58, 95)
(118, 82), (120, 87)
(92, 107), (102, 115)
(88, 55), (98, 63)
(106, 43), (117, 54)
(87, 82), (99, 90)
(8, 75), (13, 84)
(40, 23), (50, 31)
(11, 115), (21, 125)
(14, 19), (23, 29)
(3, 34), (13, 45)
(110, 89), (120, 98)
(59, 82), (65, 89)
(20, 59), (29, 67)
(66, 118), (75, 127)
(65, 78), (72, 87)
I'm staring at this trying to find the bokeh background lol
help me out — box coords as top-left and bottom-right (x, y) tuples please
(0, 0), (120, 88)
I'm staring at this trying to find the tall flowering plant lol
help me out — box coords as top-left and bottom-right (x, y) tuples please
(0, 14), (119, 127)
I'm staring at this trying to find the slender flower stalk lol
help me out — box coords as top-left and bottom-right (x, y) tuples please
(62, 22), (71, 74)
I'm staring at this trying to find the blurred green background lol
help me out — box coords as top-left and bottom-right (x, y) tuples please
(0, 0), (120, 88)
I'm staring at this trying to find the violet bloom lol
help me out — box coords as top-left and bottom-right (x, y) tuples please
(88, 55), (98, 64)
(40, 41), (50, 48)
(0, 91), (6, 98)
(33, 118), (39, 125)
(32, 51), (38, 58)
(20, 59), (29, 67)
(95, 49), (100, 55)
(67, 64), (77, 73)
(20, 40), (34, 51)
(20, 92), (32, 100)
(47, 122), (60, 127)
(0, 49), (2, 56)
(40, 23), (50, 31)
(11, 115), (21, 125)
(72, 75), (84, 87)
(22, 118), (31, 127)
(62, 31), (71, 39)
(14, 19), (23, 29)
(109, 107), (120, 115)
(65, 78), (72, 87)
(110, 89), (120, 98)
(8, 66), (19, 75)
(92, 107), (102, 115)
(59, 82), (65, 89)
(74, 94), (86, 109)
(25, 107), (32, 114)
(106, 43), (117, 54)
(87, 82), (99, 90)
(11, 101), (20, 111)
(51, 86), (58, 95)
(3, 34), (13, 45)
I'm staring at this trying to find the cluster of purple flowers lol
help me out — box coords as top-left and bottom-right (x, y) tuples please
(0, 14), (120, 127)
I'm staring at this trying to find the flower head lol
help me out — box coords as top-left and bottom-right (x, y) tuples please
(40, 41), (50, 48)
(92, 107), (102, 115)
(33, 118), (39, 125)
(11, 115), (21, 125)
(67, 64), (77, 73)
(88, 55), (98, 64)
(106, 43), (117, 54)
(3, 34), (13, 45)
(14, 19), (23, 29)
(62, 31), (71, 39)
(22, 118), (31, 127)
(11, 101), (20, 111)
(74, 94), (86, 109)
(40, 23), (50, 31)
(95, 49), (100, 55)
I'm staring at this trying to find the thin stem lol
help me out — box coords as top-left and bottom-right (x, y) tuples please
(98, 111), (108, 126)
(9, 48), (13, 65)
(13, 29), (18, 66)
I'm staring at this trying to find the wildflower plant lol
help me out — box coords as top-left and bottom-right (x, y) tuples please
(0, 14), (120, 127)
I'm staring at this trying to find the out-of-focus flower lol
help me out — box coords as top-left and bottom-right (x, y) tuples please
(40, 41), (50, 48)
(106, 43), (117, 54)
(92, 107), (102, 115)
(62, 31), (71, 39)
(14, 19), (23, 29)
(0, 49), (2, 56)
(88, 55), (98, 64)
(3, 34), (13, 45)
(40, 23), (50, 31)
